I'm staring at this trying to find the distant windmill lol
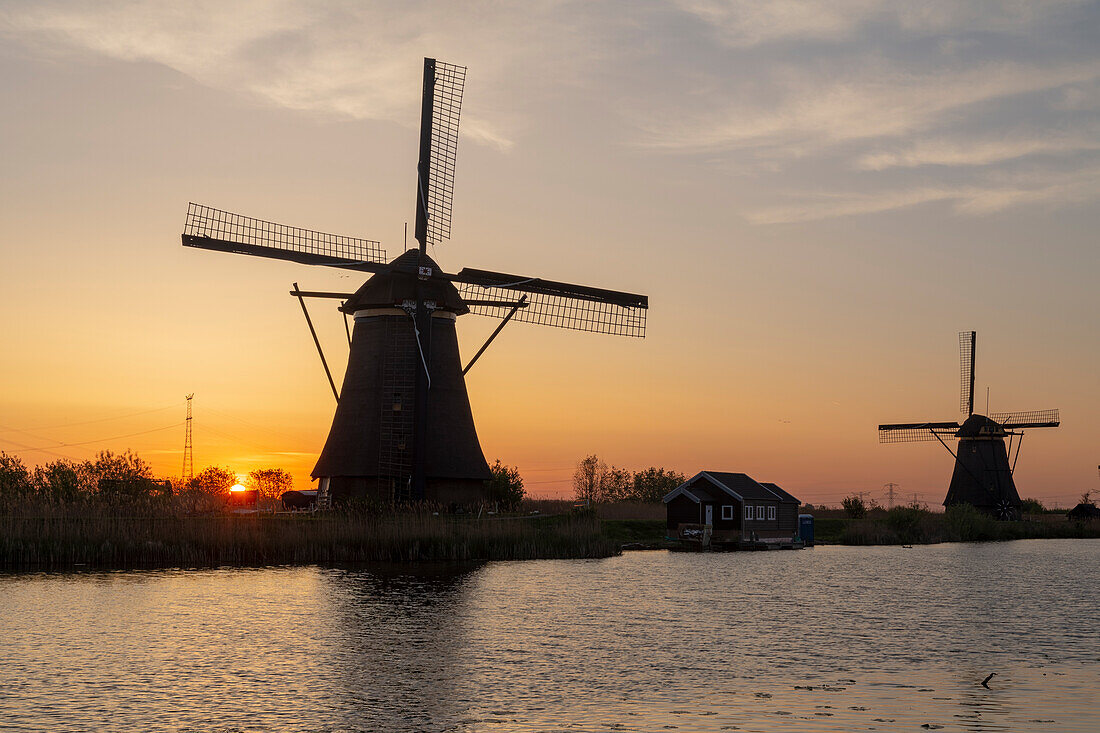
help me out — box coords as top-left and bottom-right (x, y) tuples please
(181, 58), (648, 505)
(878, 331), (1059, 519)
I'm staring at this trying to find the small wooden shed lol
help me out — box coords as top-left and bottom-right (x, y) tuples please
(1067, 502), (1100, 521)
(663, 471), (801, 545)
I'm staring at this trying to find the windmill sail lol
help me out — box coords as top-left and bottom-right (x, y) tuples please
(959, 330), (975, 415)
(182, 203), (387, 272)
(990, 409), (1060, 429)
(453, 267), (648, 337)
(415, 59), (466, 247)
(878, 422), (962, 443)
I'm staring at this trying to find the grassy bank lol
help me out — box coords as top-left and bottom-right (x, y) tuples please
(5, 503), (1095, 569)
(600, 519), (671, 547)
(814, 505), (1100, 545)
(0, 510), (619, 569)
(594, 507), (1100, 548)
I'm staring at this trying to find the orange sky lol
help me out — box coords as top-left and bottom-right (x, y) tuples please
(1, 3), (1097, 507)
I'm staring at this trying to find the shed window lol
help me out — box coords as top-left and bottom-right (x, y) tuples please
(768, 506), (776, 520)
(721, 505), (734, 521)
(745, 505), (753, 520)
(756, 505), (766, 520)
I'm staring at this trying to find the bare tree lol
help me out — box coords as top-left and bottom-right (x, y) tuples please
(572, 455), (606, 504)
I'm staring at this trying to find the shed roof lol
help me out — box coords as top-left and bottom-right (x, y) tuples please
(703, 472), (780, 501)
(663, 471), (786, 504)
(1067, 503), (1100, 519)
(687, 483), (721, 502)
(760, 481), (800, 504)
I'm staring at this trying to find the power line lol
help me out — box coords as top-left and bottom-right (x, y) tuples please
(202, 406), (308, 444)
(201, 423), (292, 454)
(515, 466), (576, 473)
(0, 435), (77, 460)
(54, 423), (183, 447)
(0, 423), (182, 453)
(0, 424), (67, 450)
(0, 404), (178, 435)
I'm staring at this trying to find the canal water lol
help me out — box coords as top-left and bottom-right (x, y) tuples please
(1, 540), (1096, 732)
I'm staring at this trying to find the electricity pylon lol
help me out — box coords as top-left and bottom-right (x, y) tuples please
(182, 394), (194, 482)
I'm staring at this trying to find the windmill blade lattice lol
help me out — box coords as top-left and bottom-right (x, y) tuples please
(990, 409), (1060, 429)
(454, 268), (648, 337)
(458, 285), (647, 337)
(424, 61), (465, 246)
(183, 203), (387, 271)
(878, 422), (962, 443)
(959, 330), (975, 415)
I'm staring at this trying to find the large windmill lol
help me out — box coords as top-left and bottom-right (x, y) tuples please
(181, 59), (648, 506)
(878, 331), (1059, 519)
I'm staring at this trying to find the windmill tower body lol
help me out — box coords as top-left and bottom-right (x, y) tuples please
(945, 414), (1021, 514)
(879, 331), (1058, 520)
(312, 251), (490, 503)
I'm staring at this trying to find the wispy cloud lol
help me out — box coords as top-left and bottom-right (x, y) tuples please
(641, 61), (1100, 152)
(856, 131), (1100, 170)
(747, 164), (1100, 223)
(669, 0), (881, 46)
(3, 0), (1098, 222)
(648, 1), (1100, 221)
(0, 0), (596, 150)
(669, 0), (1091, 47)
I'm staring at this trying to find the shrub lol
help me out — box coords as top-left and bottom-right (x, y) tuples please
(631, 467), (686, 503)
(189, 466), (237, 497)
(0, 452), (32, 501)
(1020, 497), (1046, 514)
(487, 460), (526, 511)
(32, 460), (90, 502)
(842, 495), (867, 519)
(248, 468), (293, 500)
(885, 505), (923, 532)
(943, 503), (1000, 541)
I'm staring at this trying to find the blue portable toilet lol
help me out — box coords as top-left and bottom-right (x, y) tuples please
(798, 514), (814, 546)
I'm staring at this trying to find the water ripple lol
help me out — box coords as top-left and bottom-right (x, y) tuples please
(0, 540), (1097, 731)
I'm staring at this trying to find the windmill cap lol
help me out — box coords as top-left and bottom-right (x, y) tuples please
(341, 250), (468, 314)
(957, 413), (1005, 438)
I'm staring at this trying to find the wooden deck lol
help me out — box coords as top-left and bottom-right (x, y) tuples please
(717, 538), (805, 551)
(669, 526), (806, 552)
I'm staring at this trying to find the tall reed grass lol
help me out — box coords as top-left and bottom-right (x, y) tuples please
(519, 499), (666, 520)
(0, 502), (619, 569)
(594, 501), (665, 520)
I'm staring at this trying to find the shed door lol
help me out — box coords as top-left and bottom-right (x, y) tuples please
(705, 505), (713, 526)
